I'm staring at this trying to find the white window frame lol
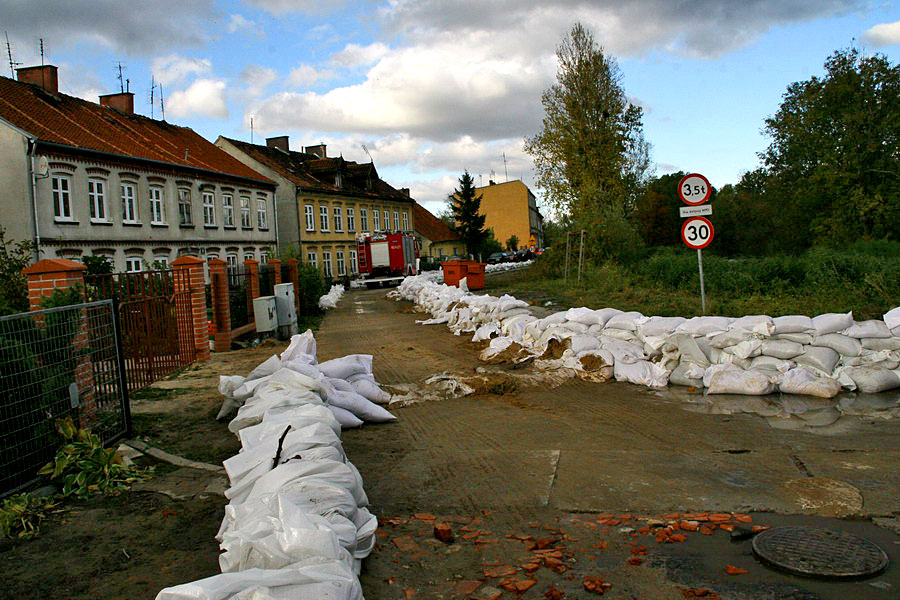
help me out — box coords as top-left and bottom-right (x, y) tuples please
(373, 209), (380, 231)
(394, 210), (400, 231)
(203, 191), (216, 226)
(383, 210), (390, 232)
(243, 252), (255, 262)
(52, 174), (73, 221)
(350, 249), (358, 274)
(240, 196), (251, 228)
(222, 194), (234, 227)
(153, 255), (169, 268)
(402, 211), (409, 231)
(178, 188), (192, 225)
(88, 179), (107, 222)
(125, 257), (143, 272)
(360, 207), (368, 232)
(256, 194), (268, 229)
(333, 206), (343, 232)
(346, 207), (355, 232)
(319, 205), (330, 231)
(322, 251), (333, 277)
(305, 204), (314, 231)
(336, 249), (346, 276)
(121, 182), (138, 223)
(306, 251), (317, 267)
(226, 253), (238, 268)
(149, 186), (166, 224)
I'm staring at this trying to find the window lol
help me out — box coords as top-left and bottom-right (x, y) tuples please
(256, 194), (268, 229)
(305, 204), (314, 231)
(336, 249), (346, 276)
(360, 207), (368, 232)
(240, 196), (251, 228)
(203, 191), (216, 226)
(333, 206), (343, 232)
(394, 210), (400, 231)
(88, 179), (107, 222)
(153, 255), (169, 268)
(373, 209), (380, 231)
(306, 251), (317, 267)
(226, 254), (238, 268)
(350, 249), (358, 274)
(244, 252), (255, 262)
(178, 188), (192, 225)
(322, 251), (332, 277)
(121, 183), (138, 223)
(319, 205), (330, 231)
(222, 194), (234, 227)
(383, 210), (389, 231)
(150, 187), (165, 224)
(402, 211), (409, 231)
(346, 207), (355, 232)
(52, 175), (72, 220)
(439, 247), (446, 257)
(125, 257), (142, 272)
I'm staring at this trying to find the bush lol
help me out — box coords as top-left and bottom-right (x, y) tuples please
(0, 226), (35, 316)
(297, 264), (327, 316)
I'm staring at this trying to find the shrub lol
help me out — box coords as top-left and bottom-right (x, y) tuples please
(297, 264), (327, 316)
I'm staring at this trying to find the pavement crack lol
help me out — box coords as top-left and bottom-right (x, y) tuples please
(790, 454), (814, 478)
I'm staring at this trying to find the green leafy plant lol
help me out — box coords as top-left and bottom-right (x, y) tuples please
(38, 417), (150, 499)
(0, 493), (61, 539)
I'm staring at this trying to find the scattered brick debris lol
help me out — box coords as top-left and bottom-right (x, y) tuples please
(583, 576), (613, 594)
(592, 541), (608, 550)
(699, 525), (715, 535)
(708, 513), (731, 523)
(434, 522), (454, 543)
(536, 537), (559, 549)
(483, 565), (518, 578)
(516, 579), (537, 593)
(403, 590), (416, 599)
(751, 525), (770, 533)
(732, 513), (752, 523)
(680, 521), (699, 531)
(413, 513), (436, 522)
(392, 536), (421, 553)
(627, 556), (643, 565)
(472, 586), (502, 600)
(544, 585), (565, 599)
(680, 587), (721, 599)
(522, 562), (540, 573)
(453, 580), (481, 595)
(718, 523), (735, 532)
(724, 565), (748, 575)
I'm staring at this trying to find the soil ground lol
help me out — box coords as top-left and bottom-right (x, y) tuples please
(2, 274), (898, 600)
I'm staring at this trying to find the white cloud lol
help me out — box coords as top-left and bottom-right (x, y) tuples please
(167, 79), (228, 119)
(330, 42), (390, 67)
(151, 55), (213, 86)
(244, 0), (345, 16)
(287, 64), (334, 88)
(227, 14), (265, 39)
(863, 21), (900, 46)
(240, 65), (277, 98)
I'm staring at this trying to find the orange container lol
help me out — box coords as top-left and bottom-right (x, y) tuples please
(442, 261), (468, 287)
(464, 261), (486, 290)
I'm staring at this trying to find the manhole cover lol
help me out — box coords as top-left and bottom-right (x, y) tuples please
(752, 527), (889, 579)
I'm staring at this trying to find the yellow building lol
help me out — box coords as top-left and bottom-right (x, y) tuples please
(475, 180), (544, 249)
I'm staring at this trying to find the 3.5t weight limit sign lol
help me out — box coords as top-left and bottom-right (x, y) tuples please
(678, 173), (712, 205)
(681, 216), (714, 249)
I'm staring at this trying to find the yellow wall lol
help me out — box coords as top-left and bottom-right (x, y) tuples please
(473, 180), (542, 249)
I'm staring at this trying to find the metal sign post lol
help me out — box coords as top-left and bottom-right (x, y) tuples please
(678, 173), (714, 314)
(697, 248), (706, 314)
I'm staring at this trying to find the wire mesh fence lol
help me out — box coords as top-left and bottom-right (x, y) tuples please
(226, 265), (252, 329)
(0, 299), (130, 498)
(258, 263), (276, 297)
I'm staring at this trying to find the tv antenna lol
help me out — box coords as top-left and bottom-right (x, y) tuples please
(149, 75), (156, 118)
(502, 152), (509, 182)
(115, 62), (126, 93)
(361, 144), (373, 163)
(250, 116), (254, 143)
(5, 32), (21, 77)
(38, 38), (45, 65)
(159, 83), (166, 120)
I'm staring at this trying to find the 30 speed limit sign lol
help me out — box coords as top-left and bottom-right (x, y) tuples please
(678, 173), (712, 205)
(681, 216), (714, 249)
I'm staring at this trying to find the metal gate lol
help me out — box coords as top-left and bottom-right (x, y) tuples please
(86, 270), (197, 392)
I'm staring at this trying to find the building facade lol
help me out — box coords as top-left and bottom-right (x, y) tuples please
(0, 65), (276, 272)
(475, 180), (544, 249)
(216, 136), (416, 279)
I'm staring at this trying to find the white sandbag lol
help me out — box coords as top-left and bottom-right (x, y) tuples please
(812, 334), (862, 357)
(729, 339), (763, 359)
(703, 363), (741, 388)
(771, 332), (814, 344)
(778, 368), (842, 399)
(841, 367), (900, 393)
(709, 329), (755, 349)
(841, 350), (899, 369)
(327, 389), (396, 423)
(600, 327), (640, 343)
(604, 311), (647, 332)
(564, 307), (605, 326)
(496, 296), (529, 312)
(542, 311), (569, 325)
(560, 321), (590, 335)
(676, 316), (733, 337)
(318, 355), (373, 380)
(669, 363), (704, 388)
(884, 306), (900, 330)
(229, 388), (324, 433)
(812, 312), (854, 336)
(861, 337), (900, 351)
(600, 337), (645, 364)
(496, 308), (531, 321)
(750, 355), (796, 373)
(843, 320), (892, 339)
(671, 333), (712, 367)
(794, 346), (840, 375)
(247, 355), (283, 382)
(717, 352), (753, 370)
(773, 315), (814, 334)
(570, 335), (601, 356)
(319, 284), (346, 310)
(472, 324), (501, 342)
(329, 406), (363, 429)
(156, 558), (363, 600)
(639, 316), (686, 338)
(730, 315), (775, 336)
(233, 376), (273, 403)
(219, 375), (246, 398)
(238, 406), (340, 445)
(613, 359), (669, 388)
(352, 507), (378, 560)
(707, 367), (776, 395)
(351, 379), (391, 404)
(760, 339), (804, 360)
(244, 459), (367, 509)
(280, 330), (318, 363)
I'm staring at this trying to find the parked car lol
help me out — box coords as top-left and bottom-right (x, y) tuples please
(513, 249), (534, 262)
(487, 252), (507, 264)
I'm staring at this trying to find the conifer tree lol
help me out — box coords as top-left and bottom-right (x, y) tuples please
(449, 171), (488, 256)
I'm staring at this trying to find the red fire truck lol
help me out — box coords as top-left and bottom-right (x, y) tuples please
(356, 232), (419, 287)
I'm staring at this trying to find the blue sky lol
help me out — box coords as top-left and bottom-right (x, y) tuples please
(3, 0), (898, 217)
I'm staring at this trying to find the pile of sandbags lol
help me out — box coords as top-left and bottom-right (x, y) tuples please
(392, 275), (900, 398)
(156, 331), (394, 600)
(318, 284), (346, 310)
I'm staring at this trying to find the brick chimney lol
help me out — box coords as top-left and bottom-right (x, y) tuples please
(400, 188), (411, 197)
(304, 144), (327, 159)
(99, 92), (135, 115)
(16, 65), (59, 94)
(266, 136), (289, 151)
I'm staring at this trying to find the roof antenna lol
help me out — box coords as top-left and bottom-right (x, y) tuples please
(149, 75), (156, 119)
(38, 38), (45, 65)
(361, 144), (373, 163)
(115, 61), (125, 93)
(250, 116), (254, 144)
(502, 152), (509, 182)
(159, 83), (165, 120)
(5, 32), (21, 77)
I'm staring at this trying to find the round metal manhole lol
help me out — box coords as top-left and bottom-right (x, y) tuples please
(752, 527), (889, 579)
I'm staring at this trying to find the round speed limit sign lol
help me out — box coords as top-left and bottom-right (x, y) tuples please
(678, 173), (712, 205)
(681, 216), (714, 249)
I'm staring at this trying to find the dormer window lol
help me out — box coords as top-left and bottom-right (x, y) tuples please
(335, 172), (342, 188)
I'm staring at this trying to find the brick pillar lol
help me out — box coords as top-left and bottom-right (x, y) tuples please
(22, 258), (86, 311)
(286, 258), (300, 314)
(269, 258), (282, 285)
(207, 258), (231, 352)
(244, 259), (260, 327)
(172, 256), (211, 362)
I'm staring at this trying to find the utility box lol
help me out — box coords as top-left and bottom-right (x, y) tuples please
(274, 282), (298, 340)
(253, 296), (277, 334)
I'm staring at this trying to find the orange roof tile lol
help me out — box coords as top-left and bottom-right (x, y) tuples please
(413, 202), (459, 243)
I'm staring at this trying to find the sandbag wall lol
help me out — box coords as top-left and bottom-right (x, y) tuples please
(319, 284), (346, 310)
(156, 330), (395, 600)
(394, 275), (900, 398)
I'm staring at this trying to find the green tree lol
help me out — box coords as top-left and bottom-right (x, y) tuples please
(506, 235), (519, 252)
(632, 172), (687, 247)
(762, 47), (899, 249)
(81, 255), (113, 275)
(449, 171), (489, 256)
(0, 226), (36, 315)
(524, 22), (651, 260)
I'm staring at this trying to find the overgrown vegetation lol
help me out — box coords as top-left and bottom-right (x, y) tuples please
(0, 493), (61, 540)
(0, 226), (36, 316)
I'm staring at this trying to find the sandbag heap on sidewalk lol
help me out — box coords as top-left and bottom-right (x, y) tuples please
(156, 330), (393, 600)
(318, 284), (346, 310)
(392, 275), (900, 398)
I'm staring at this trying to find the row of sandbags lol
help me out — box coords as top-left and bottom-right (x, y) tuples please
(318, 284), (346, 310)
(393, 275), (900, 398)
(156, 331), (395, 600)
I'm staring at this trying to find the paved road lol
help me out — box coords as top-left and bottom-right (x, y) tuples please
(318, 288), (900, 600)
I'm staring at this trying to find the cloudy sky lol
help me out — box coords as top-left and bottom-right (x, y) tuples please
(3, 0), (898, 217)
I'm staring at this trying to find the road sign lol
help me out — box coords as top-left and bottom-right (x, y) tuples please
(679, 205), (712, 218)
(678, 173), (712, 205)
(681, 216), (714, 249)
